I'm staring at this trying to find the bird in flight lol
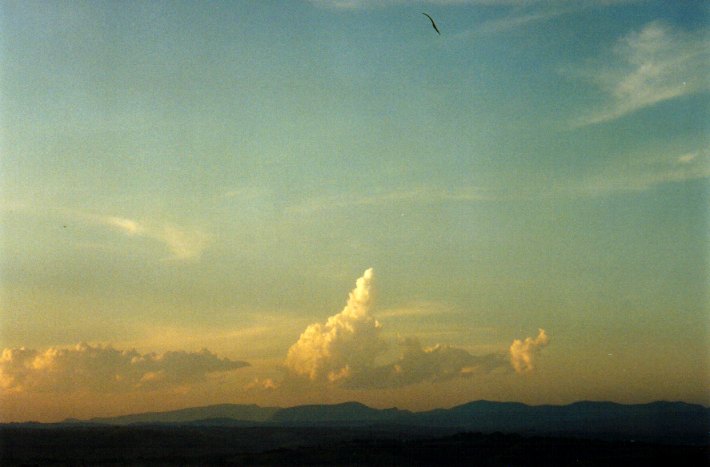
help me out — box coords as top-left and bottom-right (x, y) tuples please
(422, 12), (440, 35)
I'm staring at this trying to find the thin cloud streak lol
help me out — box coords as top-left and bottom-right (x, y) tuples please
(0, 207), (211, 261)
(105, 216), (143, 236)
(459, 2), (593, 39)
(123, 319), (307, 360)
(286, 186), (493, 215)
(475, 10), (560, 35)
(308, 0), (638, 9)
(564, 147), (710, 197)
(100, 215), (211, 261)
(378, 301), (458, 319)
(284, 151), (708, 213)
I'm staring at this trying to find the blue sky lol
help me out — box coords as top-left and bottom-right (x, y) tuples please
(0, 0), (708, 421)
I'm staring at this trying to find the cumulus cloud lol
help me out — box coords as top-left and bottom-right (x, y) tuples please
(509, 329), (549, 373)
(102, 216), (210, 261)
(245, 378), (278, 391)
(285, 268), (549, 388)
(345, 337), (510, 389)
(577, 21), (709, 126)
(285, 268), (386, 383)
(0, 343), (248, 393)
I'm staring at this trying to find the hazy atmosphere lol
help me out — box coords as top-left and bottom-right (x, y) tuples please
(1, 0), (708, 423)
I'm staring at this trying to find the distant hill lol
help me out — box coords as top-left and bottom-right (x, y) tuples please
(417, 400), (709, 444)
(270, 401), (413, 425)
(58, 400), (709, 444)
(84, 403), (279, 425)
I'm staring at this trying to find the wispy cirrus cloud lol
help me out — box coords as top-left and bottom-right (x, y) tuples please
(377, 300), (457, 319)
(0, 343), (248, 393)
(472, 9), (562, 35)
(566, 146), (710, 196)
(105, 216), (143, 235)
(101, 216), (210, 261)
(308, 0), (637, 9)
(0, 206), (211, 261)
(286, 186), (493, 215)
(575, 21), (709, 126)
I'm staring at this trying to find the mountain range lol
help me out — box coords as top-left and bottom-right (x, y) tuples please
(58, 400), (708, 444)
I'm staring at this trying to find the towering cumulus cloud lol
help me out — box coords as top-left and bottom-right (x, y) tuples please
(0, 343), (248, 393)
(286, 268), (386, 383)
(286, 268), (550, 388)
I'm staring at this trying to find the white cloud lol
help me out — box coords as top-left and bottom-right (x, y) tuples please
(308, 0), (641, 14)
(509, 329), (549, 373)
(576, 21), (709, 126)
(104, 216), (143, 236)
(102, 216), (210, 261)
(474, 10), (560, 35)
(448, 1), (643, 42)
(378, 300), (457, 319)
(285, 268), (386, 383)
(308, 0), (637, 9)
(568, 147), (710, 196)
(0, 343), (248, 393)
(157, 225), (211, 261)
(285, 268), (549, 388)
(346, 337), (510, 388)
(308, 0), (386, 8)
(245, 378), (278, 391)
(677, 152), (698, 165)
(286, 186), (492, 215)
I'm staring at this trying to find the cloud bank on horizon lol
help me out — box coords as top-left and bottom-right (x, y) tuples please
(0, 343), (248, 393)
(0, 268), (549, 393)
(1, 269), (548, 396)
(286, 268), (549, 388)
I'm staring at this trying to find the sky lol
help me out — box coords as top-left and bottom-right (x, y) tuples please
(0, 0), (708, 422)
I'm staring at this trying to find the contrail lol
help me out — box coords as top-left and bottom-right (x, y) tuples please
(422, 12), (440, 35)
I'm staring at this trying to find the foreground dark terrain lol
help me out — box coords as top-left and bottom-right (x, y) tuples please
(2, 401), (708, 465)
(1, 425), (708, 466)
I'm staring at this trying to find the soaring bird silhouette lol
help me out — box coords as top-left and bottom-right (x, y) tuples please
(422, 12), (440, 35)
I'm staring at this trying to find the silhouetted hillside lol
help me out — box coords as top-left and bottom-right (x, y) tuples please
(270, 401), (413, 425)
(85, 403), (278, 425)
(54, 400), (709, 445)
(417, 400), (709, 444)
